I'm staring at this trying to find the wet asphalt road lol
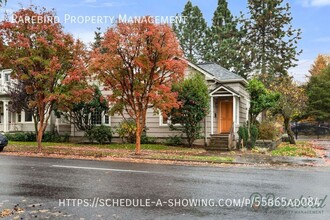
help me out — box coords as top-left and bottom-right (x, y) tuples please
(0, 155), (329, 220)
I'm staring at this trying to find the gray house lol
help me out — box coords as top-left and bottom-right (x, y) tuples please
(0, 62), (250, 149)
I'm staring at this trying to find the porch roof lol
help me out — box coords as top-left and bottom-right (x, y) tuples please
(209, 85), (240, 97)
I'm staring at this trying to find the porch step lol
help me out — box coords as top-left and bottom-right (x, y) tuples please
(207, 134), (230, 151)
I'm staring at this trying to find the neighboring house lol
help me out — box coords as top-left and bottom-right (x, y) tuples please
(0, 61), (250, 149)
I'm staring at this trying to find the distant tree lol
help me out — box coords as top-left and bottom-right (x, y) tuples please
(247, 78), (280, 125)
(90, 17), (186, 155)
(0, 7), (93, 151)
(239, 0), (302, 84)
(169, 73), (209, 147)
(93, 27), (103, 49)
(205, 0), (244, 77)
(270, 77), (307, 144)
(306, 66), (330, 122)
(309, 54), (329, 76)
(172, 0), (207, 63)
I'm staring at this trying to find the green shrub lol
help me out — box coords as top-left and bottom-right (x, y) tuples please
(165, 135), (183, 146)
(5, 132), (33, 141)
(238, 124), (249, 148)
(5, 131), (69, 142)
(258, 120), (280, 140)
(116, 119), (136, 143)
(141, 135), (157, 144)
(86, 125), (112, 144)
(237, 123), (259, 149)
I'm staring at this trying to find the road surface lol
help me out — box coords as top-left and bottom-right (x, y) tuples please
(0, 155), (329, 219)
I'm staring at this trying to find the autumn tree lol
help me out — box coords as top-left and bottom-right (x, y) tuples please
(239, 0), (302, 84)
(172, 1), (207, 63)
(169, 73), (209, 147)
(90, 17), (186, 155)
(306, 66), (330, 122)
(309, 54), (329, 76)
(0, 7), (93, 151)
(270, 77), (307, 144)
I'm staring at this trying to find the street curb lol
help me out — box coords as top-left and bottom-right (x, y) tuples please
(0, 151), (319, 167)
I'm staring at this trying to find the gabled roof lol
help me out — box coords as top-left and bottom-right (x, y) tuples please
(197, 62), (247, 84)
(209, 84), (240, 97)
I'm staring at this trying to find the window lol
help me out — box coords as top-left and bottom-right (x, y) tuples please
(91, 110), (102, 125)
(5, 74), (10, 82)
(104, 114), (110, 124)
(17, 113), (21, 123)
(25, 111), (33, 122)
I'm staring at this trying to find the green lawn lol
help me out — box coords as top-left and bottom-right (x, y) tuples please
(8, 141), (193, 151)
(271, 142), (317, 157)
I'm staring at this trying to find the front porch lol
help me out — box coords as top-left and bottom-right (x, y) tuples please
(208, 86), (240, 150)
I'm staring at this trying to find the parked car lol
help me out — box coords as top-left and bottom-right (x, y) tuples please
(0, 134), (8, 152)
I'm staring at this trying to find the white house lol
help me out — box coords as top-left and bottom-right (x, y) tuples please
(0, 61), (250, 149)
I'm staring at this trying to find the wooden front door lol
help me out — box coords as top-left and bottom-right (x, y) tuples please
(218, 99), (233, 133)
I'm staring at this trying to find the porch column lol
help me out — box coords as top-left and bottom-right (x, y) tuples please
(232, 96), (236, 133)
(3, 100), (8, 132)
(210, 96), (214, 134)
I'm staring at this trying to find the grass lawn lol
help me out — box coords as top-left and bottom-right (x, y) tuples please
(4, 141), (234, 163)
(271, 142), (317, 157)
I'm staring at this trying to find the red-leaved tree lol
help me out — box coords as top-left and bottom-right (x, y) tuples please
(90, 17), (186, 154)
(0, 7), (93, 152)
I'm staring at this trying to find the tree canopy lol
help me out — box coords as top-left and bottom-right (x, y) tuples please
(170, 73), (209, 147)
(205, 0), (242, 76)
(306, 66), (330, 122)
(247, 78), (280, 125)
(172, 0), (207, 63)
(0, 7), (93, 151)
(90, 17), (186, 154)
(239, 0), (302, 83)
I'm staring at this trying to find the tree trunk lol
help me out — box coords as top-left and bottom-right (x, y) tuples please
(284, 117), (295, 145)
(37, 122), (43, 153)
(135, 115), (141, 155)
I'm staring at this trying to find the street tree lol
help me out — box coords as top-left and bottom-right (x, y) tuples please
(170, 73), (209, 147)
(90, 17), (186, 155)
(239, 0), (302, 84)
(0, 7), (93, 151)
(172, 0), (207, 63)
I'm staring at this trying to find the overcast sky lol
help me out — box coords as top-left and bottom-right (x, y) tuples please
(1, 0), (330, 83)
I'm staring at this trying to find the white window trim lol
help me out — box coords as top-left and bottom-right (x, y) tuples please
(159, 112), (169, 127)
(159, 112), (180, 127)
(91, 111), (111, 126)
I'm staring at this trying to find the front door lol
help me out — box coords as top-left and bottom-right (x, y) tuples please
(218, 98), (233, 133)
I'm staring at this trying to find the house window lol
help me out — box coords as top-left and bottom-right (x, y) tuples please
(104, 114), (110, 124)
(17, 113), (21, 123)
(25, 111), (33, 122)
(91, 110), (102, 125)
(5, 74), (10, 82)
(159, 112), (169, 126)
